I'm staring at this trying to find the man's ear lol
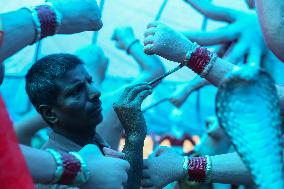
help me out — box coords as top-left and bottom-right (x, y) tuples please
(38, 105), (58, 125)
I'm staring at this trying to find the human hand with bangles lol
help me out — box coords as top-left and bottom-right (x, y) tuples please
(181, 0), (267, 66)
(49, 0), (103, 34)
(142, 146), (185, 189)
(112, 27), (139, 52)
(79, 145), (130, 189)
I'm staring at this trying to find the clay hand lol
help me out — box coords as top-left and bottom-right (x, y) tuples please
(113, 83), (152, 136)
(144, 21), (193, 64)
(182, 0), (267, 66)
(49, 0), (103, 34)
(112, 27), (137, 50)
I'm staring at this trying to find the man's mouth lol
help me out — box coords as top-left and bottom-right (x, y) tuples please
(90, 100), (102, 115)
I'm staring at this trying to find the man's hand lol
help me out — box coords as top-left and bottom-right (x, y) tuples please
(182, 0), (267, 66)
(113, 83), (152, 136)
(142, 146), (184, 189)
(49, 0), (103, 34)
(79, 145), (130, 189)
(112, 27), (137, 50)
(103, 147), (125, 159)
(144, 22), (193, 64)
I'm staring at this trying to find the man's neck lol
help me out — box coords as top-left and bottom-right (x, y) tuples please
(53, 127), (95, 147)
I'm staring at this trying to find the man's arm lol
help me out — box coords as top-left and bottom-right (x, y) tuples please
(20, 145), (56, 183)
(142, 148), (253, 188)
(0, 9), (35, 62)
(21, 144), (130, 188)
(211, 152), (253, 185)
(0, 0), (102, 62)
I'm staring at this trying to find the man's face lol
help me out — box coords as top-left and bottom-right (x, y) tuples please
(52, 64), (103, 131)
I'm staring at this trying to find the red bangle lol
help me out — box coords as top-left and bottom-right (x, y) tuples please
(35, 5), (57, 39)
(58, 152), (82, 185)
(187, 156), (207, 182)
(186, 46), (217, 77)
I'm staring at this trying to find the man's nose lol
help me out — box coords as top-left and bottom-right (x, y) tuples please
(87, 84), (101, 101)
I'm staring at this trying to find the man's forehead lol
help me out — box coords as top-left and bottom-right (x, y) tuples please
(55, 64), (90, 86)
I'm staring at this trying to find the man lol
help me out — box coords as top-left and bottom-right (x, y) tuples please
(25, 53), (107, 150)
(25, 53), (116, 188)
(26, 53), (152, 188)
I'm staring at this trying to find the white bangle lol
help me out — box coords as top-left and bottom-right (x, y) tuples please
(69, 152), (91, 186)
(200, 53), (217, 78)
(182, 156), (189, 179)
(46, 149), (64, 184)
(184, 42), (200, 66)
(23, 7), (41, 43)
(205, 155), (212, 183)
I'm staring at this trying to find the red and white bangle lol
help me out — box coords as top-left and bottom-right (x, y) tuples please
(46, 149), (90, 186)
(185, 43), (217, 78)
(183, 155), (212, 183)
(24, 2), (62, 43)
(69, 152), (91, 185)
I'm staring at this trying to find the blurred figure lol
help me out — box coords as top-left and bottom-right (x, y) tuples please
(182, 0), (267, 67)
(195, 116), (231, 156)
(169, 76), (209, 108)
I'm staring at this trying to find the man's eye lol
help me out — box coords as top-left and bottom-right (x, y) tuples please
(68, 85), (84, 97)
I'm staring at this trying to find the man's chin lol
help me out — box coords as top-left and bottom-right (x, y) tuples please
(91, 113), (103, 126)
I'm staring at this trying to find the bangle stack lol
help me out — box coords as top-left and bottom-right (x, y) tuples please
(24, 2), (62, 43)
(46, 149), (91, 186)
(182, 155), (212, 183)
(205, 155), (212, 183)
(126, 39), (140, 54)
(184, 42), (217, 78)
(0, 16), (3, 47)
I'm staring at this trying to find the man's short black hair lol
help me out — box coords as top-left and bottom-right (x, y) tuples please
(25, 53), (83, 111)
